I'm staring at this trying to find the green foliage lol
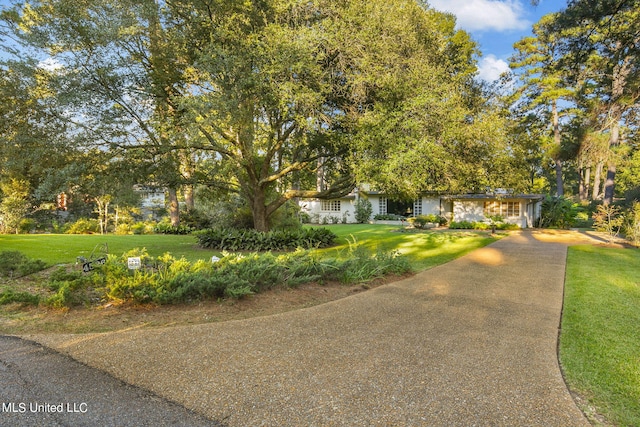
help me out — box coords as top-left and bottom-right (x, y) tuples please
(337, 243), (411, 284)
(95, 245), (410, 304)
(0, 289), (40, 306)
(537, 196), (578, 228)
(373, 214), (406, 221)
(448, 221), (518, 230)
(0, 251), (47, 278)
(0, 178), (32, 234)
(409, 214), (447, 229)
(154, 222), (195, 235)
(44, 267), (102, 308)
(449, 221), (484, 230)
(65, 218), (100, 234)
(18, 218), (37, 234)
(196, 227), (337, 251)
(624, 202), (640, 246)
(354, 198), (373, 224)
(592, 204), (624, 243)
(268, 200), (303, 231)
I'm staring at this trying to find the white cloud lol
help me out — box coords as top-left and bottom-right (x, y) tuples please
(38, 57), (64, 72)
(429, 0), (530, 32)
(476, 54), (511, 82)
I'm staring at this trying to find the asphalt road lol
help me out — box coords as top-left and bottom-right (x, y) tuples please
(0, 335), (222, 427)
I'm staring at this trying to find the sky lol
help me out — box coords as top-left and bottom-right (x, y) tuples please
(428, 0), (566, 82)
(0, 0), (566, 81)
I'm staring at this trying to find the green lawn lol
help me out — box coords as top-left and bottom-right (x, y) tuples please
(0, 234), (217, 265)
(561, 245), (640, 426)
(319, 224), (497, 271)
(0, 225), (498, 271)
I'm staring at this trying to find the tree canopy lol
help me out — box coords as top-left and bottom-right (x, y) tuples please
(1, 0), (525, 231)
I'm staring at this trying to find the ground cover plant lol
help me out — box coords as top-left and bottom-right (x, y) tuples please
(0, 225), (496, 308)
(560, 245), (640, 426)
(196, 227), (337, 251)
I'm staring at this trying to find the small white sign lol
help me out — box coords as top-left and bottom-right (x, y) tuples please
(211, 256), (220, 263)
(128, 257), (141, 270)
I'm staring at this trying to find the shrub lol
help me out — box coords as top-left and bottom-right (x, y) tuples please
(354, 199), (373, 223)
(409, 214), (446, 229)
(18, 218), (37, 234)
(538, 196), (578, 228)
(448, 221), (497, 230)
(0, 251), (47, 278)
(44, 267), (102, 308)
(131, 221), (155, 235)
(373, 214), (406, 221)
(65, 218), (100, 234)
(337, 244), (411, 284)
(90, 244), (410, 305)
(268, 200), (303, 231)
(196, 227), (337, 251)
(624, 202), (640, 246)
(154, 222), (195, 235)
(593, 204), (624, 243)
(0, 289), (40, 306)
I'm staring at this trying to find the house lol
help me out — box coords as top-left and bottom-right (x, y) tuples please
(299, 187), (543, 228)
(133, 185), (166, 219)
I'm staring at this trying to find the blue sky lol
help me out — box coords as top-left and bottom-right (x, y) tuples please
(428, 0), (566, 81)
(1, 0), (565, 81)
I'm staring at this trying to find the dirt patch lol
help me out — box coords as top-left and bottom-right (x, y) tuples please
(0, 275), (408, 335)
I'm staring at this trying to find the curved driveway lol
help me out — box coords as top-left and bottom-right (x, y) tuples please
(28, 231), (590, 426)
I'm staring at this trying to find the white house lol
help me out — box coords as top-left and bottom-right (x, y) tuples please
(299, 188), (543, 228)
(133, 185), (166, 219)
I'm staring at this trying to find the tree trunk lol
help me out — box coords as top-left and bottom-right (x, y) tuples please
(603, 164), (616, 205)
(603, 119), (620, 206)
(578, 165), (586, 201)
(603, 49), (629, 205)
(593, 161), (603, 200)
(184, 185), (195, 212)
(552, 101), (564, 196)
(584, 166), (590, 201)
(181, 150), (195, 212)
(167, 187), (180, 226)
(252, 189), (269, 232)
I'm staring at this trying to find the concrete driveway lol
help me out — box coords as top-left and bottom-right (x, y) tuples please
(25, 231), (590, 426)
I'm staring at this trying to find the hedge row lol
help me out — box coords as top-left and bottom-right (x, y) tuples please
(448, 221), (519, 230)
(196, 227), (337, 251)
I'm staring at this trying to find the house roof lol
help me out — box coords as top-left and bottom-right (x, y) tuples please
(445, 193), (545, 201)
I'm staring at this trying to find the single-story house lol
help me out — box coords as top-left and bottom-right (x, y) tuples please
(133, 185), (166, 219)
(299, 188), (543, 228)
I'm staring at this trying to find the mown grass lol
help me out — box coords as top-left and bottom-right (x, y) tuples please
(561, 245), (640, 426)
(0, 234), (215, 265)
(0, 225), (498, 271)
(320, 224), (498, 271)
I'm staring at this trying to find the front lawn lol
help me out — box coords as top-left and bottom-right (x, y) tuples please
(561, 245), (640, 426)
(318, 224), (498, 271)
(0, 234), (215, 265)
(0, 225), (498, 271)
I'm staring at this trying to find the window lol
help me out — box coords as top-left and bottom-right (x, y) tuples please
(379, 197), (387, 215)
(484, 201), (520, 217)
(413, 199), (423, 216)
(321, 200), (341, 212)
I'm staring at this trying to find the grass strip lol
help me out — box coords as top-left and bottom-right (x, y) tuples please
(560, 245), (640, 426)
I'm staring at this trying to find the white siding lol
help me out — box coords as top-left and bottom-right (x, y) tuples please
(453, 201), (485, 223)
(300, 198), (356, 223)
(421, 197), (441, 216)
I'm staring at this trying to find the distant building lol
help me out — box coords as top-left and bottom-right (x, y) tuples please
(133, 185), (166, 219)
(299, 187), (543, 228)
